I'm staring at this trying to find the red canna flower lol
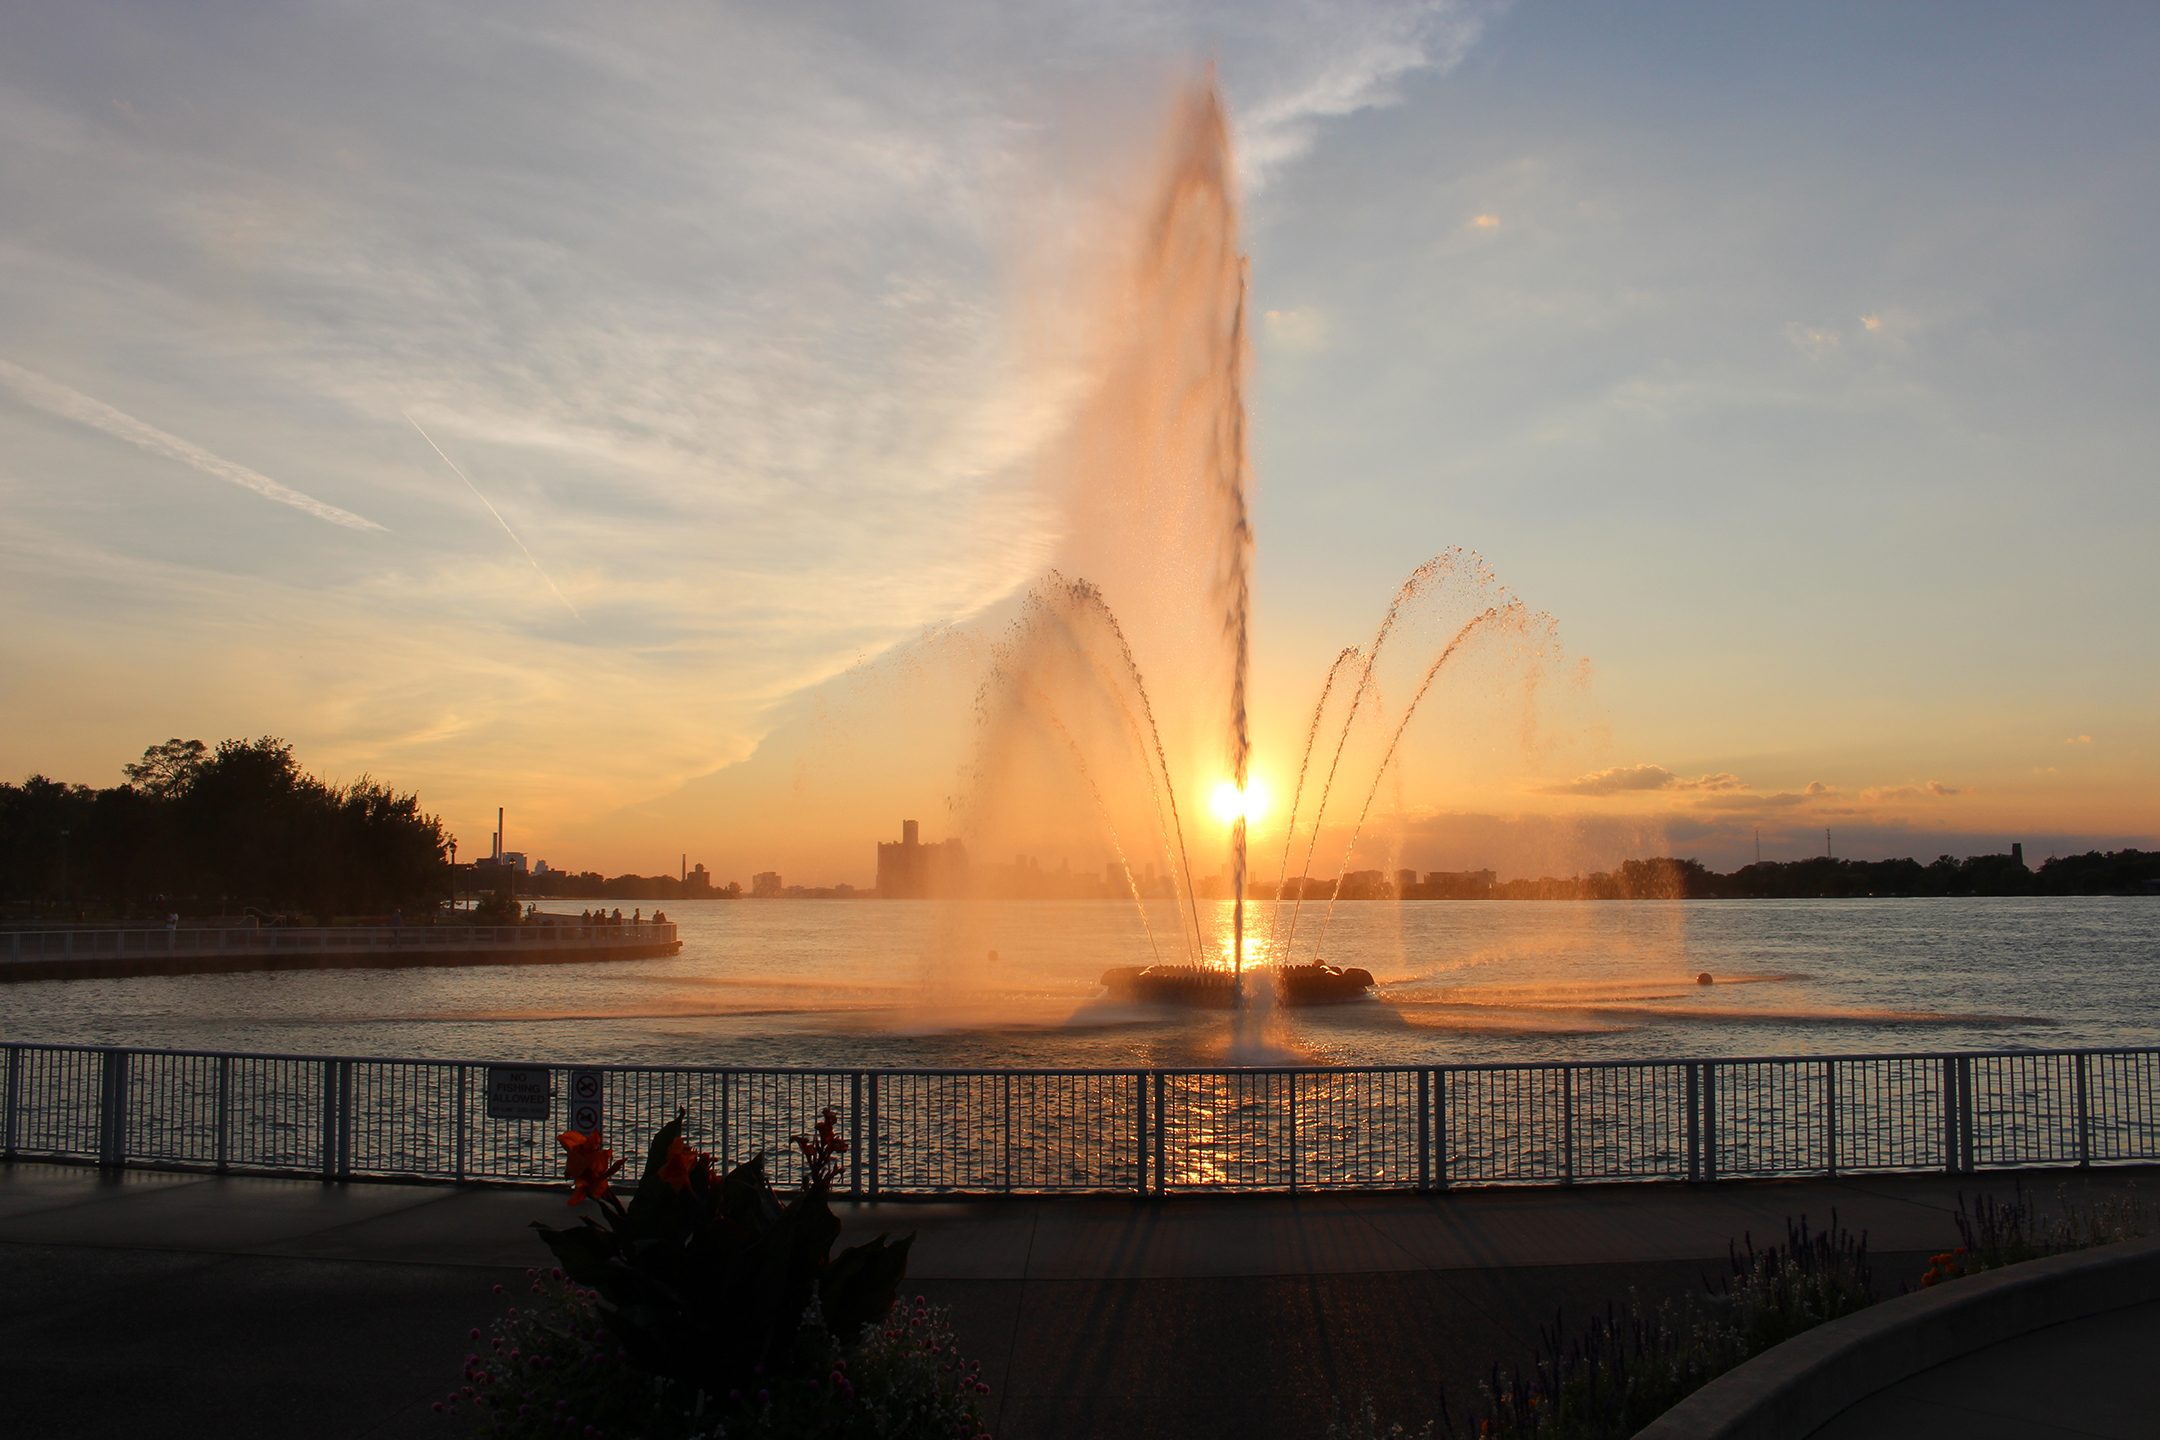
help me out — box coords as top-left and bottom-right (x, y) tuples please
(559, 1129), (626, 1205)
(658, 1136), (699, 1192)
(790, 1106), (849, 1191)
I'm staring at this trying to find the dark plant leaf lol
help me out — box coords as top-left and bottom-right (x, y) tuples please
(821, 1232), (914, 1340)
(624, 1108), (688, 1234)
(531, 1218), (618, 1286)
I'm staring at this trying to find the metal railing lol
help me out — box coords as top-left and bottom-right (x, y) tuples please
(1, 922), (677, 963)
(2, 1041), (2154, 1194)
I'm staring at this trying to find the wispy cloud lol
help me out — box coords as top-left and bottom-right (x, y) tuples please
(1227, 0), (1499, 182)
(1263, 307), (1331, 350)
(1863, 781), (1971, 801)
(0, 360), (384, 532)
(1541, 763), (1746, 796)
(0, 1), (1514, 848)
(1696, 786), (1832, 811)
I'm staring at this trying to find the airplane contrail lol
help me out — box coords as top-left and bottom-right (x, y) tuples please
(0, 359), (386, 532)
(405, 413), (583, 622)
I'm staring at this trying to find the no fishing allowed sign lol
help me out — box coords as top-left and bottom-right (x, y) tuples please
(485, 1066), (550, 1121)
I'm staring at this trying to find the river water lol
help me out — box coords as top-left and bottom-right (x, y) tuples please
(3, 897), (2155, 1069)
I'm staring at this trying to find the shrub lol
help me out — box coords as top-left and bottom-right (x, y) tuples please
(444, 1109), (991, 1439)
(1334, 1214), (1875, 1440)
(1324, 1395), (1437, 1440)
(441, 1269), (991, 1439)
(471, 889), (523, 924)
(1921, 1180), (2152, 1287)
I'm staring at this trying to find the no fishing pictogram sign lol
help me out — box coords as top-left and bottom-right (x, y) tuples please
(568, 1067), (604, 1136)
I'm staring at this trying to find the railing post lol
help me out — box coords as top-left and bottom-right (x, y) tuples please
(1942, 1056), (1959, 1174)
(1416, 1069), (1431, 1190)
(215, 1055), (231, 1171)
(1135, 1071), (1148, 1196)
(2, 1045), (18, 1160)
(1434, 1067), (1449, 1189)
(1958, 1056), (1976, 1173)
(337, 1060), (355, 1180)
(2075, 1053), (2092, 1167)
(849, 1072), (863, 1200)
(1703, 1063), (1718, 1183)
(454, 1065), (468, 1182)
(1824, 1060), (1839, 1178)
(96, 1049), (128, 1167)
(1001, 1072), (1013, 1193)
(866, 1072), (880, 1200)
(1561, 1066), (1575, 1185)
(321, 1059), (338, 1179)
(1153, 1071), (1167, 1195)
(1685, 1063), (1701, 1182)
(719, 1070), (733, 1169)
(1286, 1072), (1298, 1192)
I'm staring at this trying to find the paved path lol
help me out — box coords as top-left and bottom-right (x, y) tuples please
(1805, 1298), (2160, 1440)
(3, 1161), (2149, 1440)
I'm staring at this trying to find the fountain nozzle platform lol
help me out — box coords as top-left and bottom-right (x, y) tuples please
(1098, 962), (1374, 1008)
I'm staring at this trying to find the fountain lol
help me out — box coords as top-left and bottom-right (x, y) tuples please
(955, 80), (1557, 1011)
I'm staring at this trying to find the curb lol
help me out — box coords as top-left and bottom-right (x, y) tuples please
(1633, 1230), (2160, 1440)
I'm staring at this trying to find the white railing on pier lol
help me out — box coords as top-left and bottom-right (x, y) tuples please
(1, 1042), (2153, 1194)
(0, 922), (677, 963)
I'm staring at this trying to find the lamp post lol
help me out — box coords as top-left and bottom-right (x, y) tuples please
(448, 838), (458, 915)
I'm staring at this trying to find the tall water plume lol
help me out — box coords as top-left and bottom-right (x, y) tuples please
(958, 79), (1254, 973)
(941, 80), (1566, 1020)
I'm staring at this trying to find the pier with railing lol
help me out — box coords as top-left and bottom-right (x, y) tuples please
(2, 1040), (2153, 1194)
(0, 922), (680, 981)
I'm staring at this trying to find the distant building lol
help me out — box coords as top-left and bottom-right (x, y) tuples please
(499, 851), (530, 875)
(876, 820), (970, 898)
(532, 859), (554, 877)
(686, 863), (714, 896)
(751, 871), (783, 898)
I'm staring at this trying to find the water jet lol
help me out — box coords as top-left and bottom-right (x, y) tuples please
(949, 81), (1559, 1018)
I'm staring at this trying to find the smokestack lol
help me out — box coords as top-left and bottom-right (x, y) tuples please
(681, 853), (687, 883)
(497, 807), (505, 861)
(2012, 842), (2024, 867)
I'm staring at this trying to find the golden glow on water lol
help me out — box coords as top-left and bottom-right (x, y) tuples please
(0, 899), (2146, 1068)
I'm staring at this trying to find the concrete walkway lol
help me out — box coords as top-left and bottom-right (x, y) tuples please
(1805, 1297), (2160, 1439)
(3, 1161), (2149, 1440)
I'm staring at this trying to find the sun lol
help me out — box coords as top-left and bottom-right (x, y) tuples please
(1210, 777), (1268, 824)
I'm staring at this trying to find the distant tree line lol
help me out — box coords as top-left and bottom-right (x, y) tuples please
(463, 863), (743, 903)
(1492, 850), (2160, 900)
(1, 738), (449, 922)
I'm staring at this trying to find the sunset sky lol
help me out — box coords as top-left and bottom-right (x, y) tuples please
(3, 1), (2155, 886)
